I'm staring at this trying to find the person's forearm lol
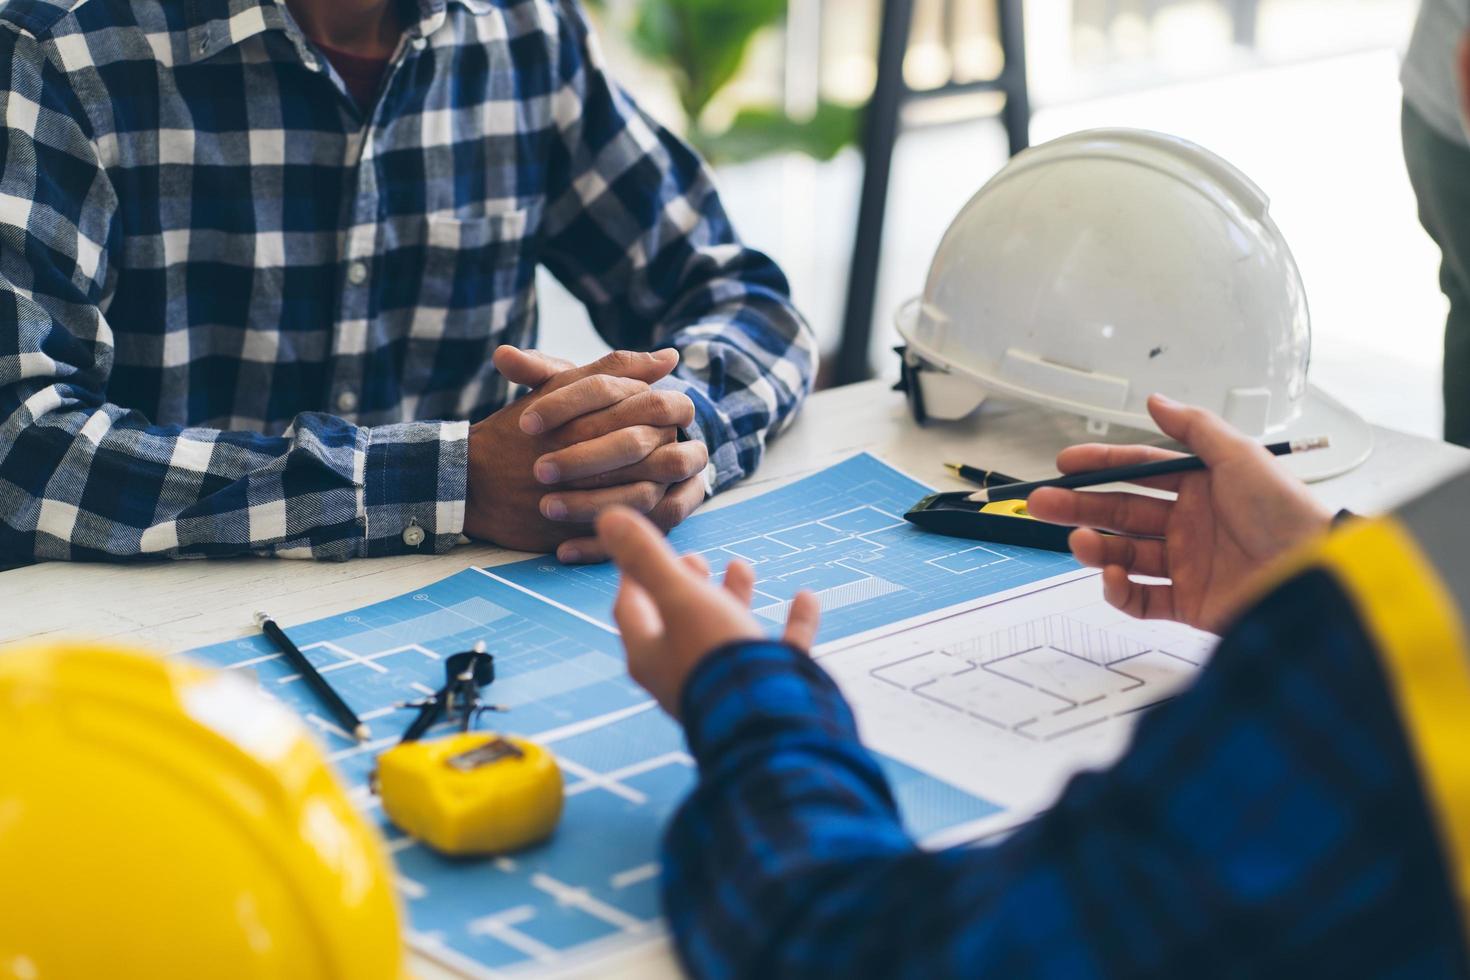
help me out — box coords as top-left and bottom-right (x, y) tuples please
(664, 641), (919, 976)
(663, 573), (1460, 977)
(0, 373), (467, 561)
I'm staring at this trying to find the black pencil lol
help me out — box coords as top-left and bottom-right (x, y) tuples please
(254, 611), (371, 742)
(967, 436), (1330, 504)
(944, 462), (1025, 489)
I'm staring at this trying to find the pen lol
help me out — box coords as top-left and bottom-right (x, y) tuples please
(254, 611), (371, 742)
(944, 462), (1025, 488)
(967, 436), (1331, 503)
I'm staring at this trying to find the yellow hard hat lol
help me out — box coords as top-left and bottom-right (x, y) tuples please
(0, 644), (408, 980)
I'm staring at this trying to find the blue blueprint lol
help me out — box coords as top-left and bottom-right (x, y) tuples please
(489, 452), (1082, 643)
(183, 455), (1052, 975)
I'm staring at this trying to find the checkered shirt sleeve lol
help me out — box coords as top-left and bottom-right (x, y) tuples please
(540, 3), (816, 492)
(0, 0), (814, 562)
(661, 570), (1468, 978)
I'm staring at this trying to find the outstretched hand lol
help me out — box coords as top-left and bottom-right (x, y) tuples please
(1024, 394), (1333, 633)
(597, 507), (820, 716)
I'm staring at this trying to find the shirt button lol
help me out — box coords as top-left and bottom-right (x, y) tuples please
(347, 261), (368, 285)
(411, 37), (427, 51)
(336, 389), (358, 412)
(402, 523), (426, 548)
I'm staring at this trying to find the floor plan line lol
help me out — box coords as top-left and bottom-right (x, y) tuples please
(472, 565), (620, 636)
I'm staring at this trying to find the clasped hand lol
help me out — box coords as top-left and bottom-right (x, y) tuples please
(465, 346), (710, 563)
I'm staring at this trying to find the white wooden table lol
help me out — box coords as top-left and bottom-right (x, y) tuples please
(3, 380), (1466, 977)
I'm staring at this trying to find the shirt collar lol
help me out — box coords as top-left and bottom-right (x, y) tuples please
(402, 0), (450, 43)
(181, 0), (289, 64)
(181, 0), (458, 65)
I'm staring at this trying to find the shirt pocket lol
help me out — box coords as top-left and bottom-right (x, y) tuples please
(416, 206), (533, 320)
(403, 206), (538, 412)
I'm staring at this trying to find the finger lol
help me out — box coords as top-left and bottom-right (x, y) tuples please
(1147, 393), (1261, 467)
(681, 553), (711, 578)
(541, 481), (665, 522)
(535, 426), (665, 484)
(782, 590), (821, 652)
(561, 441), (708, 491)
(1068, 528), (1169, 578)
(1026, 487), (1172, 537)
(493, 345), (576, 389)
(722, 559), (756, 607)
(1055, 443), (1189, 493)
(521, 375), (650, 435)
(556, 535), (605, 564)
(537, 348), (680, 396)
(1101, 565), (1178, 621)
(646, 474), (706, 532)
(613, 577), (662, 650)
(553, 389), (696, 444)
(596, 506), (695, 594)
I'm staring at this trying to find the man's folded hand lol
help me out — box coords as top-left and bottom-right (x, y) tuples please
(463, 346), (709, 562)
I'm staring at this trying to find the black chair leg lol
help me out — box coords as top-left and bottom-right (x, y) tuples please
(835, 0), (915, 386)
(997, 0), (1030, 157)
(834, 0), (1031, 385)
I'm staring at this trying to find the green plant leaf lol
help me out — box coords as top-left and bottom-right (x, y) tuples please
(631, 0), (787, 120)
(692, 101), (860, 165)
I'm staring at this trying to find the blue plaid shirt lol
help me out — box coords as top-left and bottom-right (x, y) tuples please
(0, 0), (814, 561)
(664, 569), (1468, 978)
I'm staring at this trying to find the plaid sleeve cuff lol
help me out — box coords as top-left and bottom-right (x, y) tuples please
(679, 640), (862, 769)
(653, 373), (738, 493)
(360, 420), (469, 557)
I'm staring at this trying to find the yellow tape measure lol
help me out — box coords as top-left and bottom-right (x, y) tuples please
(377, 732), (563, 856)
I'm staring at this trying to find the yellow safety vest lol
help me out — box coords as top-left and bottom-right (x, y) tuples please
(1280, 478), (1470, 942)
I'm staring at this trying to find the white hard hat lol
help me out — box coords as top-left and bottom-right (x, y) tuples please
(895, 128), (1371, 481)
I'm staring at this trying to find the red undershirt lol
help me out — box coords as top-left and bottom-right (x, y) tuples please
(315, 40), (392, 112)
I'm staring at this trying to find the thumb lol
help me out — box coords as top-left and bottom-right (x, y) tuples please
(1147, 393), (1259, 467)
(597, 506), (693, 596)
(494, 345), (576, 388)
(536, 348), (680, 396)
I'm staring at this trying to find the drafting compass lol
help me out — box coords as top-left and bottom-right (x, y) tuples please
(376, 641), (563, 856)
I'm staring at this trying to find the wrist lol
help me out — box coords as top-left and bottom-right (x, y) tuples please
(1308, 501), (1336, 539)
(463, 417), (505, 542)
(464, 457), (487, 540)
(678, 640), (857, 769)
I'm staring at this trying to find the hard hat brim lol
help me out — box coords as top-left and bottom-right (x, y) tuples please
(1274, 384), (1374, 483)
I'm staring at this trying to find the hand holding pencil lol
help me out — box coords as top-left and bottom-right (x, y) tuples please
(1024, 394), (1335, 634)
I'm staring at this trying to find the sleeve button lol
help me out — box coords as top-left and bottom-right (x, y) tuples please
(402, 523), (426, 548)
